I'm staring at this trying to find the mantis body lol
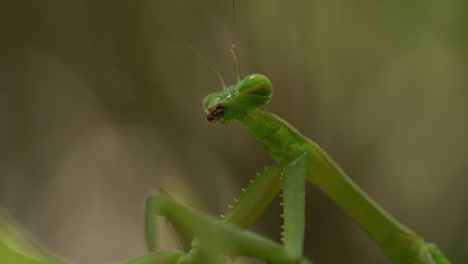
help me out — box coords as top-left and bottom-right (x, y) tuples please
(124, 2), (451, 264)
(132, 73), (449, 264)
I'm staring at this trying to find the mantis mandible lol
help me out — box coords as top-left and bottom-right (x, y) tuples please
(124, 1), (451, 263)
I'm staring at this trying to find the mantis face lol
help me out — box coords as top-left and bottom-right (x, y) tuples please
(203, 74), (273, 124)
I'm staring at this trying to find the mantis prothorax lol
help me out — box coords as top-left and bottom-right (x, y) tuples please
(124, 1), (451, 263)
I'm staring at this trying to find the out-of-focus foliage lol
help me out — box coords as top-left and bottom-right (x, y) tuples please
(0, 1), (466, 263)
(0, 212), (63, 264)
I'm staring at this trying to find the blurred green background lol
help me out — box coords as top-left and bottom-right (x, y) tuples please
(1, 0), (467, 263)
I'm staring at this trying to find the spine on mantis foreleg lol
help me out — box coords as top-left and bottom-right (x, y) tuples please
(222, 166), (283, 229)
(222, 156), (308, 262)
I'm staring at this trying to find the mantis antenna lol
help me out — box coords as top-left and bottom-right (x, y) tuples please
(158, 25), (227, 88)
(232, 0), (241, 82)
(159, 1), (241, 87)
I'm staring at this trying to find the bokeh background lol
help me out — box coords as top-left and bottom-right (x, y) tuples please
(1, 0), (467, 263)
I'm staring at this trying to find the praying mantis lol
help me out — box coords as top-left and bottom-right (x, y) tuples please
(123, 1), (452, 264)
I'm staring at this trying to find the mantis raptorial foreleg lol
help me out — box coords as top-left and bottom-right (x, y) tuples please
(282, 154), (307, 260)
(134, 161), (313, 264)
(143, 166), (282, 254)
(137, 191), (312, 264)
(222, 165), (283, 228)
(144, 190), (193, 253)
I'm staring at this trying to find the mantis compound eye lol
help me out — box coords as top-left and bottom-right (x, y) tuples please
(206, 103), (225, 122)
(238, 74), (272, 98)
(236, 74), (273, 107)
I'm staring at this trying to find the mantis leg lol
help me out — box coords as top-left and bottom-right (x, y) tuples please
(140, 166), (313, 263)
(144, 165), (283, 256)
(118, 250), (184, 264)
(142, 192), (298, 263)
(223, 165), (283, 228)
(282, 154), (307, 261)
(145, 189), (193, 252)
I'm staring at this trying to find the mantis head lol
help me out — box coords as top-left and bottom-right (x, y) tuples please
(203, 74), (273, 124)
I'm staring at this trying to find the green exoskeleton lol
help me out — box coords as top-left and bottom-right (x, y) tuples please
(123, 1), (451, 263)
(130, 71), (451, 264)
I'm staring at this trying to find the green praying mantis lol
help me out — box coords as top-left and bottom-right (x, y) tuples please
(123, 2), (452, 264)
(0, 3), (454, 264)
